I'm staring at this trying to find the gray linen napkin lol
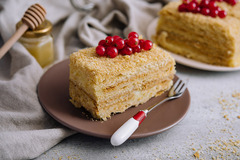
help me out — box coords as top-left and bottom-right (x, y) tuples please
(0, 0), (161, 159)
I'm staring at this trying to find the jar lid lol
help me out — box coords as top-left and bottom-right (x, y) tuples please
(16, 20), (52, 38)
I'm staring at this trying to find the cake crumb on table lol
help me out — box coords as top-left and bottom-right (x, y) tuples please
(232, 92), (240, 99)
(193, 151), (200, 159)
(223, 115), (229, 120)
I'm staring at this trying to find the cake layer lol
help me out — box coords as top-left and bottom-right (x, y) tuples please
(70, 74), (173, 120)
(70, 71), (174, 106)
(156, 31), (235, 66)
(154, 1), (240, 67)
(71, 62), (174, 102)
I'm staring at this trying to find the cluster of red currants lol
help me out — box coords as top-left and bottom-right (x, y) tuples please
(178, 0), (237, 18)
(96, 32), (153, 58)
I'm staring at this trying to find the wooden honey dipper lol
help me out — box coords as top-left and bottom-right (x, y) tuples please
(0, 3), (46, 59)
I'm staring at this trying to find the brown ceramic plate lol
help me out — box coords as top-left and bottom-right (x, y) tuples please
(38, 59), (191, 139)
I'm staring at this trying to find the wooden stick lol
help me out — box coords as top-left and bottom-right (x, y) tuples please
(0, 24), (28, 59)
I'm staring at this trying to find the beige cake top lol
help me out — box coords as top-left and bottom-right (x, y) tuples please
(159, 1), (240, 31)
(70, 44), (175, 80)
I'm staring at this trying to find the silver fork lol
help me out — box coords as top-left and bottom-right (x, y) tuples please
(145, 79), (187, 113)
(110, 78), (187, 146)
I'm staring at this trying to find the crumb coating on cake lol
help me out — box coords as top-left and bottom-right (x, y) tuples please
(70, 44), (174, 84)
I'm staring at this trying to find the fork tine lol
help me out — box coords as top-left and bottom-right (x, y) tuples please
(174, 79), (183, 91)
(168, 79), (180, 97)
(173, 79), (181, 90)
(175, 81), (184, 93)
(179, 83), (187, 94)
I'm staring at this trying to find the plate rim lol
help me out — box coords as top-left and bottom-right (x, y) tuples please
(38, 59), (191, 139)
(147, 18), (240, 72)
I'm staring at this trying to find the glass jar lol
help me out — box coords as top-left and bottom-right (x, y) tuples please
(16, 20), (54, 68)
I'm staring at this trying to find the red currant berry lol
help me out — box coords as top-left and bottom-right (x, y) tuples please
(218, 10), (227, 18)
(208, 1), (217, 10)
(106, 47), (118, 58)
(98, 40), (106, 46)
(105, 36), (114, 46)
(200, 0), (210, 7)
(127, 37), (139, 48)
(142, 40), (153, 51)
(139, 39), (145, 49)
(201, 8), (210, 16)
(193, 7), (201, 13)
(210, 9), (219, 17)
(121, 46), (133, 55)
(187, 2), (197, 11)
(128, 32), (139, 38)
(229, 0), (237, 5)
(96, 45), (105, 56)
(114, 38), (125, 50)
(124, 39), (129, 46)
(132, 45), (141, 53)
(178, 4), (187, 12)
(215, 6), (221, 12)
(113, 35), (121, 41)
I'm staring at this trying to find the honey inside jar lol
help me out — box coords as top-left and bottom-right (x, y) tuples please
(16, 20), (54, 68)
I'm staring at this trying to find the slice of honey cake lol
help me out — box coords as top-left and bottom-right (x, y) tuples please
(69, 33), (176, 120)
(154, 1), (240, 67)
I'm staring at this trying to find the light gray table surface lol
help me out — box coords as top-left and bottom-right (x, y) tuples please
(35, 63), (240, 160)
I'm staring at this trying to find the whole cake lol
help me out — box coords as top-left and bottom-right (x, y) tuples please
(69, 33), (176, 120)
(154, 0), (240, 67)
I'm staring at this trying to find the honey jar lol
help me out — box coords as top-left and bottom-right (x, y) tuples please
(16, 20), (54, 67)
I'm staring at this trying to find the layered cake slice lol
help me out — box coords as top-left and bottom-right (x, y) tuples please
(154, 1), (240, 67)
(69, 33), (175, 120)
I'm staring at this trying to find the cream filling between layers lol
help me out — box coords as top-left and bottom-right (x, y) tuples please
(156, 31), (234, 66)
(156, 23), (236, 65)
(70, 62), (175, 102)
(70, 73), (174, 107)
(69, 74), (174, 120)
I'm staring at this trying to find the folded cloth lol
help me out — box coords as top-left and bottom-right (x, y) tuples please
(0, 0), (161, 159)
